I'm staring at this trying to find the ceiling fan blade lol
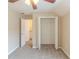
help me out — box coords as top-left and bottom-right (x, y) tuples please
(44, 0), (56, 3)
(30, 0), (37, 9)
(8, 0), (18, 3)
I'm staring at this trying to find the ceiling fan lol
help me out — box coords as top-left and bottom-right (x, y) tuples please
(9, 0), (56, 9)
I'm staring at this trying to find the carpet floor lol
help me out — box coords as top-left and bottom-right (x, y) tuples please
(8, 44), (69, 59)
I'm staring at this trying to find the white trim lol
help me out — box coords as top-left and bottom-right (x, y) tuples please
(59, 47), (70, 58)
(38, 17), (41, 49)
(38, 16), (58, 50)
(55, 17), (58, 49)
(8, 45), (19, 55)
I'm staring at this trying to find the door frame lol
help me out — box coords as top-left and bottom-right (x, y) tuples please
(20, 18), (26, 47)
(38, 16), (58, 49)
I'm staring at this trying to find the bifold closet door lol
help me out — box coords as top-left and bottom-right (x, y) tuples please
(41, 18), (55, 44)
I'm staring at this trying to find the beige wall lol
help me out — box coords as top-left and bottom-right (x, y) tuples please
(8, 7), (20, 55)
(60, 13), (70, 57)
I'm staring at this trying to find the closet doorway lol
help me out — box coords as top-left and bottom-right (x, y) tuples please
(38, 16), (58, 49)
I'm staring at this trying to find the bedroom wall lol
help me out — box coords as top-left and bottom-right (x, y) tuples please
(60, 13), (70, 57)
(8, 7), (21, 55)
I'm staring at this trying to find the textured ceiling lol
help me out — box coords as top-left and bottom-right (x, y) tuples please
(8, 0), (70, 16)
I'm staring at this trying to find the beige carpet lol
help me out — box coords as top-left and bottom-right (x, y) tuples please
(8, 44), (69, 59)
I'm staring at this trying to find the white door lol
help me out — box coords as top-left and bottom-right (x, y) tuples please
(21, 19), (30, 47)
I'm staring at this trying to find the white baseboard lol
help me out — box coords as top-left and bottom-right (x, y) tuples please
(8, 45), (19, 55)
(58, 47), (70, 58)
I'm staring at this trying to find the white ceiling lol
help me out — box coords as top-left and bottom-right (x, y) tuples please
(8, 0), (70, 16)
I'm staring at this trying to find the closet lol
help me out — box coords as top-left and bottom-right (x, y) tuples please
(38, 16), (58, 49)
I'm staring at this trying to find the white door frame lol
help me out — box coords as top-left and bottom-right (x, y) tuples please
(38, 16), (58, 49)
(20, 18), (26, 47)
